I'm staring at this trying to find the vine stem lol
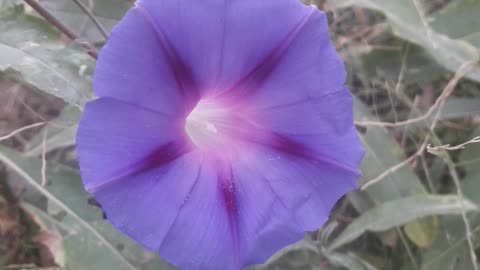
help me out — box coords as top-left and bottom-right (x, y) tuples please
(23, 0), (98, 59)
(71, 0), (109, 40)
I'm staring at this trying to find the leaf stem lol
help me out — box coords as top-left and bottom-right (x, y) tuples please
(397, 227), (419, 270)
(23, 0), (98, 59)
(71, 0), (109, 40)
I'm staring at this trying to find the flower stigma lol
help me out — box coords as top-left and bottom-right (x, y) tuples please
(185, 99), (231, 151)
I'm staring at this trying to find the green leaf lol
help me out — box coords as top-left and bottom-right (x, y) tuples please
(0, 0), (21, 9)
(421, 215), (480, 270)
(0, 7), (94, 107)
(459, 126), (480, 179)
(251, 239), (340, 270)
(438, 98), (480, 121)
(359, 45), (445, 86)
(37, 0), (130, 43)
(354, 99), (432, 246)
(24, 105), (81, 156)
(354, 99), (426, 202)
(456, 127), (480, 214)
(328, 194), (478, 251)
(330, 0), (480, 82)
(431, 0), (480, 48)
(0, 145), (176, 270)
(325, 252), (379, 270)
(420, 131), (480, 269)
(404, 216), (438, 248)
(406, 98), (480, 128)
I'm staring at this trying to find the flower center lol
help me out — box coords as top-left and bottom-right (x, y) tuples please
(185, 100), (230, 150)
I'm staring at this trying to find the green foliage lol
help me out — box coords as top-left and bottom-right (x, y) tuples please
(431, 0), (480, 48)
(328, 194), (477, 251)
(24, 105), (81, 157)
(331, 0), (480, 82)
(0, 6), (95, 107)
(0, 0), (480, 270)
(0, 146), (176, 270)
(354, 100), (427, 201)
(36, 0), (130, 43)
(358, 45), (446, 86)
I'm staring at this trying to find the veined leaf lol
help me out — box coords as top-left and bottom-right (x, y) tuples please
(431, 0), (480, 48)
(0, 146), (176, 270)
(421, 215), (480, 270)
(331, 0), (480, 82)
(421, 118), (480, 270)
(354, 99), (426, 202)
(328, 194), (478, 251)
(37, 0), (130, 43)
(0, 7), (94, 107)
(358, 44), (445, 86)
(24, 105), (81, 157)
(353, 99), (431, 248)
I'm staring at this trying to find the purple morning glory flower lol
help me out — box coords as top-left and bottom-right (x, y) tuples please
(76, 0), (364, 269)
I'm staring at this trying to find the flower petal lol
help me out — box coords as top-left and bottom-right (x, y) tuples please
(230, 142), (359, 267)
(220, 7), (362, 169)
(76, 98), (188, 192)
(93, 153), (237, 270)
(212, 4), (344, 105)
(93, 8), (185, 115)
(80, 2), (365, 270)
(247, 88), (364, 169)
(135, 0), (313, 94)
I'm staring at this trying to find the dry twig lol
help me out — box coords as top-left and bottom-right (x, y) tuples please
(24, 0), (98, 59)
(0, 122), (45, 142)
(428, 136), (480, 156)
(41, 127), (48, 186)
(355, 61), (479, 127)
(360, 61), (479, 270)
(71, 0), (109, 40)
(361, 62), (477, 189)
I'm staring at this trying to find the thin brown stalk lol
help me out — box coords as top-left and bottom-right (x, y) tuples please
(0, 122), (45, 142)
(23, 0), (98, 59)
(361, 61), (477, 189)
(355, 61), (479, 128)
(71, 0), (109, 40)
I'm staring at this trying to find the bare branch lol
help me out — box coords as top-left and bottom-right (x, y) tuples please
(428, 136), (480, 156)
(361, 61), (477, 189)
(361, 138), (429, 190)
(41, 127), (48, 186)
(0, 122), (45, 142)
(360, 61), (480, 270)
(71, 0), (109, 40)
(355, 61), (479, 128)
(24, 0), (98, 59)
(444, 152), (479, 270)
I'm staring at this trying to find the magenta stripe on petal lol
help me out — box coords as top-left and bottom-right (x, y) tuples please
(216, 6), (316, 103)
(134, 3), (200, 112)
(76, 1), (365, 269)
(87, 139), (193, 193)
(217, 163), (241, 268)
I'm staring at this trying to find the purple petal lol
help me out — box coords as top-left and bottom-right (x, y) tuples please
(134, 0), (223, 96)
(216, 0), (315, 92)
(231, 142), (359, 266)
(93, 8), (185, 115)
(219, 5), (363, 171)
(78, 1), (366, 269)
(92, 153), (237, 270)
(135, 0), (313, 95)
(245, 88), (364, 169)
(76, 98), (188, 192)
(222, 8), (346, 105)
